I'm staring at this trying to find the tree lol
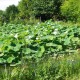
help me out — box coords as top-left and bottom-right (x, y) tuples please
(61, 0), (80, 22)
(0, 10), (4, 22)
(18, 0), (33, 19)
(0, 10), (7, 24)
(5, 5), (19, 22)
(18, 0), (55, 21)
(33, 0), (55, 21)
(18, 0), (64, 21)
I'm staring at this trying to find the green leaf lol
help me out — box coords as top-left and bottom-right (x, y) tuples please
(64, 38), (70, 45)
(41, 35), (54, 40)
(0, 53), (4, 57)
(0, 58), (6, 63)
(46, 43), (57, 47)
(57, 45), (62, 50)
(13, 44), (22, 51)
(0, 41), (3, 45)
(41, 46), (45, 53)
(7, 57), (15, 63)
(37, 46), (45, 57)
(46, 43), (54, 47)
(24, 48), (32, 54)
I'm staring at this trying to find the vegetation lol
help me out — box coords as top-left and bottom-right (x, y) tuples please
(0, 20), (80, 64)
(61, 0), (80, 22)
(0, 20), (80, 80)
(0, 0), (80, 80)
(6, 5), (19, 22)
(1, 0), (80, 23)
(0, 53), (80, 80)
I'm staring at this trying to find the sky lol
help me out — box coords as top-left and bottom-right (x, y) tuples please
(0, 0), (21, 10)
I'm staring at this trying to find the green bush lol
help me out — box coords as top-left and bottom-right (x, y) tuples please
(61, 0), (80, 22)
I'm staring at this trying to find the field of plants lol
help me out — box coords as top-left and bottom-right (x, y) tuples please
(1, 0), (80, 79)
(0, 20), (80, 64)
(0, 20), (80, 80)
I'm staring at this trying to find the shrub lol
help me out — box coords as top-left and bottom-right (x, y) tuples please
(61, 0), (80, 22)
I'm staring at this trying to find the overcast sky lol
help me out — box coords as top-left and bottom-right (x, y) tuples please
(0, 0), (21, 10)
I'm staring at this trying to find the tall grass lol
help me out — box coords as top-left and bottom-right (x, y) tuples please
(0, 53), (80, 80)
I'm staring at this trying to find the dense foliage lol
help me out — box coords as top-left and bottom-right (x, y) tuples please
(0, 5), (19, 25)
(1, 0), (80, 23)
(0, 0), (80, 80)
(6, 5), (19, 22)
(0, 20), (80, 64)
(61, 0), (80, 22)
(0, 0), (63, 24)
(18, 0), (63, 21)
(1, 53), (80, 80)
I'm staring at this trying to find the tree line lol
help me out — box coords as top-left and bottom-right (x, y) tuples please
(0, 0), (80, 24)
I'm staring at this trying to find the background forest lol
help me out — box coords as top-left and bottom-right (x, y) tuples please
(0, 0), (80, 24)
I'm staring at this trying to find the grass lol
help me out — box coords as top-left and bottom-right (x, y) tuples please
(0, 52), (80, 80)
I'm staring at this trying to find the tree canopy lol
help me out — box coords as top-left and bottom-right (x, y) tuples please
(6, 5), (19, 21)
(0, 0), (80, 24)
(18, 0), (63, 21)
(61, 0), (80, 22)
